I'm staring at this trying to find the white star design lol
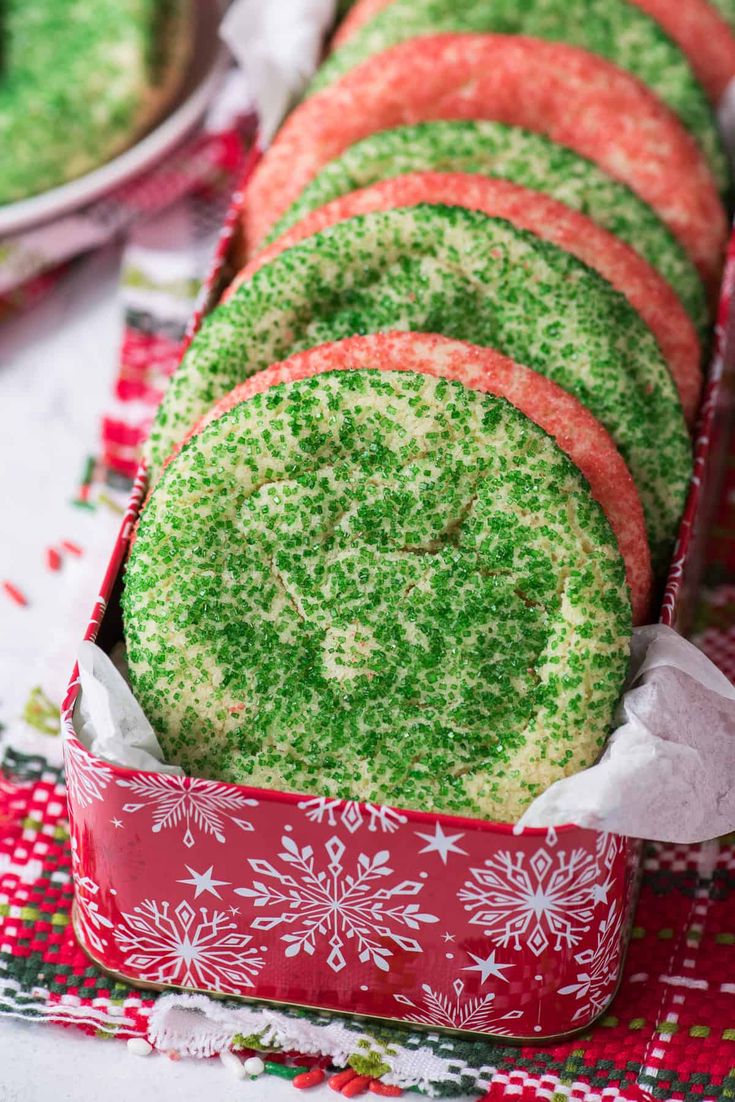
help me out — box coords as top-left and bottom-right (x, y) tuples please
(463, 950), (514, 986)
(228, 906), (240, 916)
(415, 822), (467, 865)
(177, 864), (230, 899)
(442, 932), (456, 943)
(592, 880), (611, 904)
(111, 818), (123, 829)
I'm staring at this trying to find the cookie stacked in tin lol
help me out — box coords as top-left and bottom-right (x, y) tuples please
(123, 0), (734, 821)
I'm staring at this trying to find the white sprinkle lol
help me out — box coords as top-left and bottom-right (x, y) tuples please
(220, 1050), (247, 1079)
(127, 1038), (153, 1057)
(243, 1056), (265, 1077)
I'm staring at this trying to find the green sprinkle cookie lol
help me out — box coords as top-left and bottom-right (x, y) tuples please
(148, 205), (691, 568)
(631, 0), (735, 102)
(0, 0), (189, 204)
(712, 0), (735, 29)
(309, 0), (728, 192)
(241, 36), (727, 291)
(125, 370), (631, 821)
(265, 121), (708, 336)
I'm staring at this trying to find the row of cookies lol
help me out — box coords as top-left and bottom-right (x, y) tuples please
(123, 2), (731, 820)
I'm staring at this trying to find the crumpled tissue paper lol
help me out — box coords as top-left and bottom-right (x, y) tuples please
(517, 624), (735, 841)
(220, 0), (336, 145)
(73, 625), (735, 843)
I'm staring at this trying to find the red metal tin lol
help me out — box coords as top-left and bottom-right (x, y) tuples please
(60, 162), (735, 1040)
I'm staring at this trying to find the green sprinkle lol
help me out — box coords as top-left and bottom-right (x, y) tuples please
(264, 1062), (309, 1080)
(126, 368), (631, 822)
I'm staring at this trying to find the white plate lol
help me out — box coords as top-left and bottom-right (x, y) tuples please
(0, 0), (229, 238)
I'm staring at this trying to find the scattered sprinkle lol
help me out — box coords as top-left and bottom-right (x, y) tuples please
(61, 540), (84, 557)
(264, 1062), (307, 1080)
(98, 492), (125, 515)
(342, 1075), (373, 1097)
(80, 454), (96, 487)
(46, 547), (62, 572)
(22, 687), (59, 736)
(220, 1050), (247, 1079)
(2, 581), (28, 607)
(127, 1038), (153, 1057)
(243, 1056), (266, 1077)
(293, 1068), (327, 1089)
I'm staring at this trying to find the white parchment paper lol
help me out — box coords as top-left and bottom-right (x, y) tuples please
(517, 625), (735, 841)
(73, 626), (735, 843)
(220, 0), (337, 145)
(74, 642), (183, 776)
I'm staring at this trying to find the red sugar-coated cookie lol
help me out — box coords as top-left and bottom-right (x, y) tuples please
(228, 172), (701, 423)
(178, 332), (653, 623)
(331, 0), (387, 45)
(333, 0), (735, 102)
(609, 0), (735, 103)
(240, 35), (727, 295)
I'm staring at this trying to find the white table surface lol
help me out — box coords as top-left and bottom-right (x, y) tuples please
(0, 1017), (310, 1102)
(0, 249), (475, 1102)
(0, 247), (330, 1102)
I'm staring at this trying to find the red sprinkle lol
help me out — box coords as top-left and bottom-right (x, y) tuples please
(46, 548), (62, 572)
(2, 581), (28, 607)
(329, 1070), (357, 1093)
(342, 1076), (373, 1098)
(61, 540), (83, 557)
(369, 1084), (403, 1097)
(293, 1068), (326, 1090)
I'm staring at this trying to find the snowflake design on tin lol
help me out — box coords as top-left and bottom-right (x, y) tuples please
(235, 834), (438, 973)
(394, 979), (524, 1034)
(596, 830), (622, 866)
(592, 832), (624, 903)
(297, 795), (407, 834)
(458, 846), (599, 956)
(116, 773), (258, 848)
(70, 840), (114, 955)
(63, 737), (113, 810)
(114, 899), (265, 994)
(558, 898), (625, 1022)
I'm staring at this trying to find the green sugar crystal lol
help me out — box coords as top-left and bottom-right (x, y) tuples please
(126, 370), (631, 821)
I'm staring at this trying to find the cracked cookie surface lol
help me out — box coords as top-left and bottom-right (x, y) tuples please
(147, 205), (691, 569)
(125, 369), (631, 821)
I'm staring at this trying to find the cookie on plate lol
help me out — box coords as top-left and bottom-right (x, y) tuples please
(0, 0), (191, 204)
(620, 0), (735, 103)
(332, 0), (735, 100)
